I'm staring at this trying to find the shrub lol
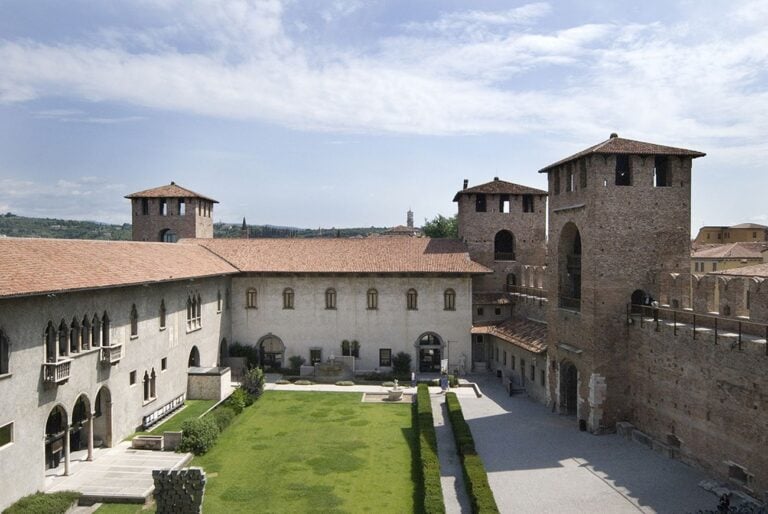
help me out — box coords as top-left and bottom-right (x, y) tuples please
(276, 379), (291, 385)
(241, 367), (265, 397)
(228, 342), (260, 368)
(179, 417), (219, 455)
(211, 407), (235, 432)
(358, 372), (394, 382)
(392, 352), (412, 379)
(416, 384), (445, 514)
(445, 392), (499, 513)
(226, 388), (248, 414)
(288, 355), (306, 372)
(448, 374), (459, 388)
(3, 491), (81, 514)
(294, 379), (313, 385)
(335, 380), (355, 386)
(382, 381), (395, 387)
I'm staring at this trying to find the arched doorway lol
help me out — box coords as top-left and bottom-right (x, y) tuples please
(219, 338), (228, 367)
(559, 361), (578, 416)
(558, 223), (582, 311)
(93, 387), (112, 447)
(258, 335), (285, 371)
(45, 405), (68, 471)
(71, 395), (90, 454)
(630, 289), (648, 314)
(188, 346), (200, 367)
(494, 230), (516, 261)
(159, 228), (178, 243)
(417, 332), (443, 372)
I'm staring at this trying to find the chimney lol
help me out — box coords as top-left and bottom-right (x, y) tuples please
(463, 179), (468, 190)
(610, 132), (618, 139)
(494, 176), (499, 181)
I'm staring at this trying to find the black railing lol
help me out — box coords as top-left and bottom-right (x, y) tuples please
(627, 303), (768, 355)
(494, 252), (516, 261)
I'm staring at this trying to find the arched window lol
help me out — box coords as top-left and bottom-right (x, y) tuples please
(159, 229), (177, 243)
(143, 371), (150, 402)
(558, 223), (582, 311)
(506, 273), (517, 291)
(325, 288), (337, 310)
(150, 368), (156, 399)
(45, 321), (57, 362)
(196, 294), (202, 324)
(0, 329), (9, 375)
(58, 320), (68, 358)
(367, 288), (378, 310)
(81, 316), (91, 350)
(494, 230), (515, 261)
(217, 290), (222, 312)
(92, 314), (101, 348)
(246, 288), (257, 309)
(130, 304), (138, 338)
(69, 318), (80, 354)
(159, 300), (166, 330)
(406, 289), (418, 310)
(187, 295), (202, 330)
(444, 289), (456, 311)
(101, 312), (110, 346)
(283, 288), (294, 309)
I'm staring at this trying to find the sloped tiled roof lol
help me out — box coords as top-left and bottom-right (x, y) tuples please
(125, 182), (218, 202)
(538, 134), (706, 173)
(691, 242), (768, 259)
(730, 223), (768, 229)
(189, 237), (491, 274)
(713, 263), (768, 278)
(453, 179), (547, 201)
(0, 238), (238, 298)
(471, 318), (547, 353)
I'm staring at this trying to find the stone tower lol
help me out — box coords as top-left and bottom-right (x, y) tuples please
(540, 133), (705, 431)
(454, 177), (548, 292)
(407, 209), (414, 229)
(125, 182), (218, 242)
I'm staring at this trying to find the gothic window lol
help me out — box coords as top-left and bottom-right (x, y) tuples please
(0, 329), (9, 375)
(92, 314), (101, 347)
(246, 288), (258, 309)
(150, 368), (157, 399)
(101, 312), (110, 346)
(69, 318), (80, 353)
(325, 288), (337, 310)
(444, 289), (456, 311)
(143, 371), (150, 402)
(81, 316), (91, 350)
(553, 169), (560, 194)
(367, 288), (378, 310)
(159, 300), (166, 330)
(178, 198), (186, 215)
(558, 222), (582, 311)
(406, 289), (418, 310)
(130, 304), (138, 338)
(45, 321), (56, 362)
(217, 290), (222, 312)
(283, 288), (294, 309)
(141, 198), (149, 215)
(58, 320), (68, 357)
(566, 164), (573, 192)
(159, 198), (167, 215)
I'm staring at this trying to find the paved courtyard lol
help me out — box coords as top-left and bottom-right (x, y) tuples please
(458, 373), (717, 514)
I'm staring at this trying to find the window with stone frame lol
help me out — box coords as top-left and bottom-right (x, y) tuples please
(310, 348), (322, 365)
(406, 289), (418, 310)
(615, 155), (631, 186)
(283, 288), (294, 309)
(367, 288), (378, 310)
(130, 304), (139, 338)
(92, 314), (101, 347)
(475, 193), (487, 212)
(0, 329), (9, 375)
(81, 316), (91, 350)
(0, 422), (12, 448)
(341, 340), (360, 358)
(325, 288), (337, 310)
(379, 348), (392, 367)
(69, 318), (80, 354)
(216, 290), (222, 313)
(186, 294), (202, 331)
(444, 289), (456, 311)
(101, 312), (110, 346)
(246, 288), (258, 309)
(159, 300), (166, 330)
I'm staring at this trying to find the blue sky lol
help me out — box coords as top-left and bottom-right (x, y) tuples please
(0, 0), (766, 231)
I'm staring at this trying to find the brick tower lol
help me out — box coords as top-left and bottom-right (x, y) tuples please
(540, 133), (705, 431)
(125, 182), (218, 242)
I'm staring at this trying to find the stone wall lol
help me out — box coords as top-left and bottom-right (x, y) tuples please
(131, 197), (214, 242)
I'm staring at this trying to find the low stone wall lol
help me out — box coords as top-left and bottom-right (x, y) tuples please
(187, 367), (232, 401)
(153, 467), (206, 514)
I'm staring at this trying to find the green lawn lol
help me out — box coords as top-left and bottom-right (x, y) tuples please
(195, 391), (417, 513)
(128, 399), (216, 440)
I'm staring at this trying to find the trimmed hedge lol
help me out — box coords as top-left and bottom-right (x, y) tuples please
(445, 392), (499, 513)
(417, 384), (445, 514)
(2, 491), (81, 514)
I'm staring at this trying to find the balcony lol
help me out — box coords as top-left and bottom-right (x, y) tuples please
(43, 359), (72, 385)
(100, 344), (123, 365)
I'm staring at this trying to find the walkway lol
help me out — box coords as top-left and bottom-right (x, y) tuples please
(458, 373), (716, 513)
(431, 391), (471, 514)
(46, 441), (191, 504)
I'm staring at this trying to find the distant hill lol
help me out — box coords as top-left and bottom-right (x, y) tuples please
(0, 213), (388, 240)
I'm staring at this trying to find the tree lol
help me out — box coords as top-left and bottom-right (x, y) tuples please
(422, 214), (458, 238)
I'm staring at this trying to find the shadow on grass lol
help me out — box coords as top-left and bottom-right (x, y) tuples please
(405, 401), (426, 514)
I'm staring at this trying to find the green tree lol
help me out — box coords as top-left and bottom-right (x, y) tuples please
(422, 214), (458, 238)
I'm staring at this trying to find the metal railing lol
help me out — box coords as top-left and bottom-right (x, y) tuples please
(100, 344), (123, 365)
(558, 296), (581, 311)
(494, 252), (516, 261)
(627, 303), (768, 354)
(43, 359), (72, 384)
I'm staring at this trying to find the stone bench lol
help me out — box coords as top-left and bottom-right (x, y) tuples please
(132, 435), (164, 451)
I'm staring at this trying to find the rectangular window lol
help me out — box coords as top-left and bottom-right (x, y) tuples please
(540, 369), (545, 386)
(553, 170), (560, 195)
(753, 231), (757, 238)
(520, 359), (526, 379)
(475, 194), (487, 212)
(503, 351), (507, 366)
(141, 198), (149, 215)
(495, 347), (499, 362)
(494, 307), (501, 316)
(367, 289), (378, 310)
(179, 198), (186, 215)
(511, 355), (516, 370)
(499, 194), (510, 213)
(615, 155), (631, 186)
(129, 370), (137, 385)
(0, 422), (12, 448)
(477, 307), (484, 316)
(712, 263), (717, 271)
(522, 194), (534, 213)
(717, 233), (721, 239)
(747, 290), (751, 309)
(159, 198), (167, 216)
(161, 357), (167, 371)
(246, 289), (258, 309)
(566, 165), (573, 192)
(379, 348), (392, 367)
(310, 348), (322, 365)
(217, 291), (223, 312)
(530, 364), (535, 381)
(654, 156), (670, 187)
(579, 159), (587, 189)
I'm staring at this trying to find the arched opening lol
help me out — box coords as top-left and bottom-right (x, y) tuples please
(416, 332), (443, 373)
(258, 335), (285, 371)
(188, 346), (200, 367)
(159, 229), (178, 243)
(93, 387), (112, 447)
(506, 273), (517, 292)
(45, 405), (68, 470)
(494, 230), (516, 261)
(630, 289), (648, 314)
(71, 395), (90, 455)
(45, 321), (57, 362)
(558, 223), (582, 310)
(219, 338), (228, 366)
(559, 361), (578, 416)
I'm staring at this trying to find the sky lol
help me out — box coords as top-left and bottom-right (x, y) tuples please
(0, 0), (767, 231)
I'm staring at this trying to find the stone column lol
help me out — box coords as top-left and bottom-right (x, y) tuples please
(87, 411), (94, 461)
(64, 425), (70, 476)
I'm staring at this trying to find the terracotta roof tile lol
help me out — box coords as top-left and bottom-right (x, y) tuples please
(453, 179), (547, 201)
(538, 134), (705, 173)
(190, 237), (490, 274)
(713, 263), (768, 278)
(471, 318), (547, 353)
(691, 242), (768, 259)
(729, 223), (768, 229)
(125, 182), (218, 202)
(0, 238), (237, 298)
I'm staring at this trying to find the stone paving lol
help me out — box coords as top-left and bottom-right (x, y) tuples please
(431, 392), (472, 514)
(459, 373), (717, 514)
